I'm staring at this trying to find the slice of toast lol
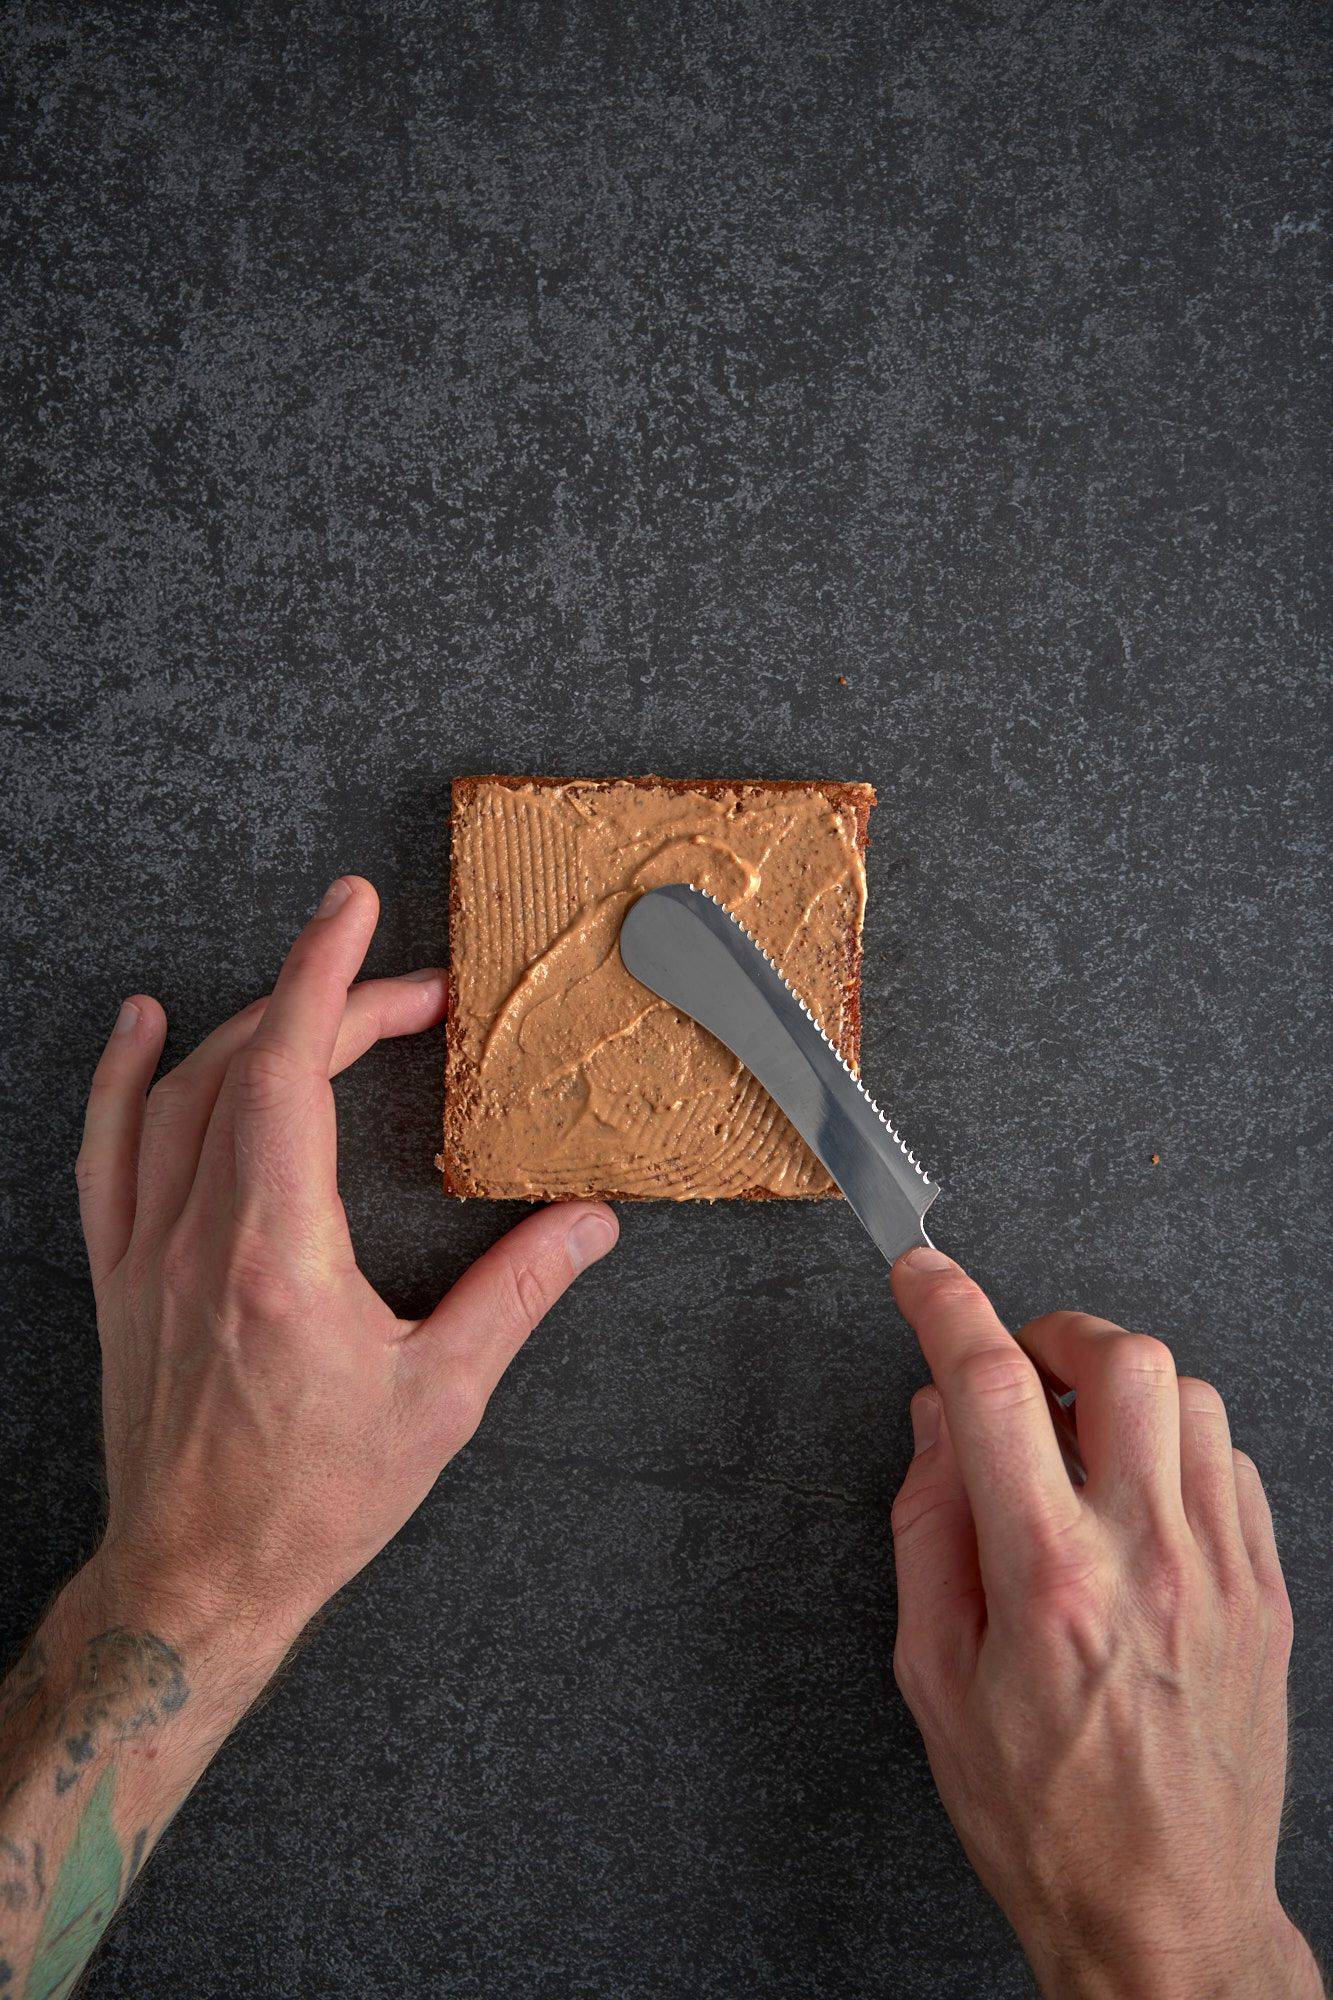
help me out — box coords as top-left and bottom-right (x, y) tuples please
(441, 774), (874, 1201)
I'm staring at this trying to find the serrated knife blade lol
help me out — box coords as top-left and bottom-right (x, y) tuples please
(619, 882), (1087, 1483)
(618, 881), (940, 1261)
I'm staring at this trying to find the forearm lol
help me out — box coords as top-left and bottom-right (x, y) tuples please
(0, 1561), (289, 2000)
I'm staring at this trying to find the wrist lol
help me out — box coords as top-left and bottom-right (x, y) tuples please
(59, 1548), (302, 1727)
(1021, 1901), (1321, 2000)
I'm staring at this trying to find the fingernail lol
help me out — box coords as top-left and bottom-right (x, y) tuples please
(314, 878), (352, 919)
(910, 1388), (942, 1453)
(566, 1212), (618, 1275)
(406, 966), (447, 983)
(897, 1244), (953, 1272)
(113, 998), (141, 1036)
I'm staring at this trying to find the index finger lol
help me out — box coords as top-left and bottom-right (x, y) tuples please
(891, 1247), (1082, 1594)
(218, 876), (380, 1228)
(245, 875), (381, 1077)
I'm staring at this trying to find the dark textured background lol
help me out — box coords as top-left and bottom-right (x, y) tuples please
(2, 3), (1329, 1994)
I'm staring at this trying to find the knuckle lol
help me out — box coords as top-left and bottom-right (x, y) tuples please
(1021, 1309), (1092, 1345)
(1134, 1538), (1214, 1661)
(1101, 1329), (1176, 1384)
(437, 1371), (489, 1448)
(114, 1233), (158, 1298)
(1019, 1513), (1108, 1612)
(1026, 1559), (1113, 1657)
(1232, 1447), (1260, 1482)
(494, 1255), (549, 1338)
(228, 1041), (307, 1109)
(951, 1345), (1039, 1411)
(890, 1480), (955, 1545)
(1142, 1538), (1202, 1608)
(891, 1636), (952, 1724)
(1177, 1376), (1227, 1423)
(145, 1066), (193, 1121)
(1266, 1583), (1295, 1648)
(515, 1264), (548, 1324)
(919, 1270), (988, 1317)
(1025, 1530), (1096, 1594)
(891, 1640), (928, 1706)
(1222, 1567), (1263, 1621)
(231, 1272), (300, 1323)
(909, 1386), (937, 1425)
(219, 1245), (304, 1323)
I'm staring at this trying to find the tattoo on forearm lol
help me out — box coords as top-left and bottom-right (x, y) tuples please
(9, 1793), (156, 2000)
(0, 1836), (44, 1913)
(51, 1631), (188, 1799)
(0, 1628), (188, 1999)
(22, 1768), (122, 2000)
(1, 1630), (189, 1807)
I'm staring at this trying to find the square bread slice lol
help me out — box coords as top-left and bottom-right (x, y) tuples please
(441, 774), (874, 1201)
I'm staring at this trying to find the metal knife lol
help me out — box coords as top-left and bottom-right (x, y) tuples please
(619, 882), (1084, 1481)
(620, 881), (939, 1258)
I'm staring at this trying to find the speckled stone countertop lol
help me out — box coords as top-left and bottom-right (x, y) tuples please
(1, 5), (1328, 1994)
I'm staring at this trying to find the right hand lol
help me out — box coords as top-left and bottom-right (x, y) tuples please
(73, 875), (619, 1685)
(888, 1246), (1321, 2000)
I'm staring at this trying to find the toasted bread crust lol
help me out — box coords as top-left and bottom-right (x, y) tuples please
(441, 774), (875, 1201)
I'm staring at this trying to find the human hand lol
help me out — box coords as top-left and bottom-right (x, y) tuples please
(888, 1247), (1321, 2000)
(73, 875), (618, 1688)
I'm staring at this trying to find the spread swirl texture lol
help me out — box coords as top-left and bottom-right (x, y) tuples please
(444, 777), (872, 1200)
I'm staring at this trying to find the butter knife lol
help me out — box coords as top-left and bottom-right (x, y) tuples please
(619, 882), (1084, 1482)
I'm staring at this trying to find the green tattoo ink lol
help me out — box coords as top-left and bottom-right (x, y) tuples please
(22, 1769), (122, 2000)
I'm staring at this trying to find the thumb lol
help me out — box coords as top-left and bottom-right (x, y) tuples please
(409, 1201), (619, 1411)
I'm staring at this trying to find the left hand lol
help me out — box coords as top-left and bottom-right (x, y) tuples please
(0, 876), (619, 2000)
(75, 874), (619, 1681)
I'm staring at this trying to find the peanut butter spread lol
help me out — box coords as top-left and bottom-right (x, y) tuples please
(445, 778), (870, 1200)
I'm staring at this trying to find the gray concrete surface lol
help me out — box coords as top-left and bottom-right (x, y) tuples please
(2, 3), (1328, 1994)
